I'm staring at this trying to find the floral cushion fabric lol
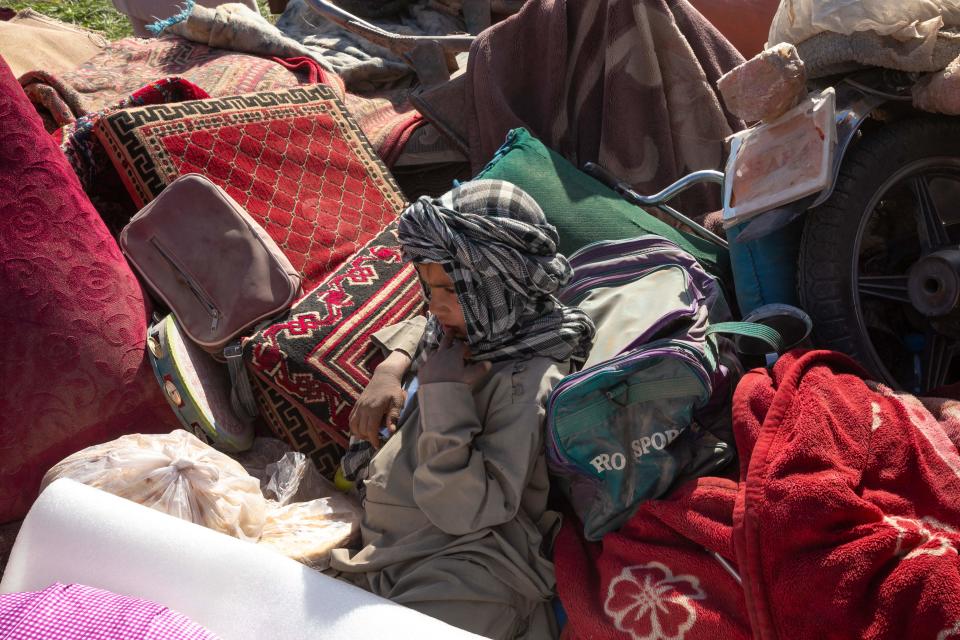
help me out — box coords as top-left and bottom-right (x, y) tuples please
(0, 57), (178, 523)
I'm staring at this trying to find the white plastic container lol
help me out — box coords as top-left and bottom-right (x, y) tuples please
(722, 88), (837, 228)
(1, 479), (484, 639)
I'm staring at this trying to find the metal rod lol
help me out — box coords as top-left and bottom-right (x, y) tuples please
(655, 203), (729, 249)
(583, 162), (728, 249)
(711, 551), (743, 586)
(629, 170), (725, 206)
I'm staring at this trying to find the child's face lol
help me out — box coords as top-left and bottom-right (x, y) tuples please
(416, 263), (468, 340)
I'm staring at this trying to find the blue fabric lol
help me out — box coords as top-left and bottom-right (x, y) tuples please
(552, 597), (567, 631)
(145, 0), (196, 35)
(398, 376), (419, 423)
(726, 218), (803, 315)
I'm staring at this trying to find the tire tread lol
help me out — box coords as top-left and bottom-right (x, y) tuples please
(799, 116), (960, 381)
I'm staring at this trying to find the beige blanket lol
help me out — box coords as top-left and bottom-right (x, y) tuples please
(0, 10), (106, 78)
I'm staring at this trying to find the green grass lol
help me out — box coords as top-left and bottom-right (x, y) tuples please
(6, 0), (275, 41)
(6, 0), (133, 40)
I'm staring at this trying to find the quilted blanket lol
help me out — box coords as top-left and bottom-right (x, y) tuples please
(555, 350), (960, 640)
(148, 4), (425, 164)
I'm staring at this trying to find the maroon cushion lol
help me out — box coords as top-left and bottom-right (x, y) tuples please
(0, 57), (178, 523)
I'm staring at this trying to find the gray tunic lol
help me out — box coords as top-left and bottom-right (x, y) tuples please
(329, 320), (568, 639)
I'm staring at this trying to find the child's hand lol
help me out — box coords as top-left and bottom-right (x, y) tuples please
(419, 334), (492, 386)
(350, 368), (406, 449)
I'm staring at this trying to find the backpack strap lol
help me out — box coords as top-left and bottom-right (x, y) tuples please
(224, 341), (259, 422)
(707, 321), (785, 354)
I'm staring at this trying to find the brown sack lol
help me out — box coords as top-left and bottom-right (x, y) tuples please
(0, 9), (106, 78)
(914, 55), (960, 115)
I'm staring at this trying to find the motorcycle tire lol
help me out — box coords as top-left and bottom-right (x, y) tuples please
(798, 115), (960, 388)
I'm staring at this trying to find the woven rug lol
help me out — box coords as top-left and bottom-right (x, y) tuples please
(58, 77), (210, 236)
(343, 90), (425, 167)
(20, 36), (319, 130)
(249, 374), (347, 480)
(244, 222), (424, 475)
(95, 84), (406, 292)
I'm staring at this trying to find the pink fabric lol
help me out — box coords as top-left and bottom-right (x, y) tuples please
(0, 56), (178, 523)
(555, 350), (960, 639)
(0, 583), (219, 639)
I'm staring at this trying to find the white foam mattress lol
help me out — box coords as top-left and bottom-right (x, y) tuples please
(1, 479), (485, 639)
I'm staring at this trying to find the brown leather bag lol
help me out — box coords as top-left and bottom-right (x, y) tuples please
(121, 173), (301, 356)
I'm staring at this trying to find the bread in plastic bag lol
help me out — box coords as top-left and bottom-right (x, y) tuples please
(257, 493), (362, 570)
(40, 430), (267, 541)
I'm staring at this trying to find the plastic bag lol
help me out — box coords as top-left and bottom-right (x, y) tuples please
(234, 437), (294, 485)
(40, 430), (267, 541)
(263, 452), (334, 506)
(769, 0), (960, 47)
(257, 494), (362, 570)
(234, 438), (336, 506)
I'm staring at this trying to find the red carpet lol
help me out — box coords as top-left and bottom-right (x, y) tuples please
(96, 85), (407, 292)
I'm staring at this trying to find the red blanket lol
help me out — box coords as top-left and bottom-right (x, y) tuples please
(556, 350), (960, 640)
(556, 479), (751, 640)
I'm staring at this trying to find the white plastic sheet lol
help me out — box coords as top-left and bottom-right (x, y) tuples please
(769, 0), (960, 47)
(0, 479), (486, 640)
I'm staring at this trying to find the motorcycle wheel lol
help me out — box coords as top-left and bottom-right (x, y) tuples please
(798, 116), (960, 394)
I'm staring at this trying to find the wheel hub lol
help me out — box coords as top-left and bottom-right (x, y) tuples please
(908, 248), (960, 317)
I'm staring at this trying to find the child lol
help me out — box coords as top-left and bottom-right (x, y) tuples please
(329, 180), (594, 639)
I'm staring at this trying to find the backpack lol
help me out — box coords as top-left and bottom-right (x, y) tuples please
(547, 236), (782, 540)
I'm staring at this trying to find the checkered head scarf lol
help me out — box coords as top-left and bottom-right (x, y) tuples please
(397, 179), (595, 366)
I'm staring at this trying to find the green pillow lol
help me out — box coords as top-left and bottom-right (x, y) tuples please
(474, 128), (730, 282)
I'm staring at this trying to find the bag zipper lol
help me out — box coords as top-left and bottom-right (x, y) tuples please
(567, 236), (679, 270)
(562, 264), (691, 306)
(150, 237), (221, 332)
(561, 242), (690, 303)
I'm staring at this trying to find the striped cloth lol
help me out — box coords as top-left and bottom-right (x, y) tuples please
(398, 179), (595, 366)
